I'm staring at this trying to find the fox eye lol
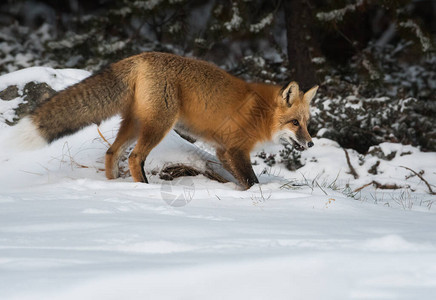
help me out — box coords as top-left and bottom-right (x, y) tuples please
(291, 119), (299, 126)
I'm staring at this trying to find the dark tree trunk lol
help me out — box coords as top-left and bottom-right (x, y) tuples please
(283, 0), (318, 90)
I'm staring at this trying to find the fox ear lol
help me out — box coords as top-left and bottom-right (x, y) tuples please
(282, 81), (300, 106)
(303, 85), (319, 104)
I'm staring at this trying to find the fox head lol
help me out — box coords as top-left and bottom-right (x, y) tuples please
(273, 81), (318, 151)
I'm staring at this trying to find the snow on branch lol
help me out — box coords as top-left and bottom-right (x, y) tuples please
(399, 20), (432, 52)
(317, 0), (364, 22)
(250, 13), (273, 33)
(132, 0), (164, 11)
(224, 3), (242, 31)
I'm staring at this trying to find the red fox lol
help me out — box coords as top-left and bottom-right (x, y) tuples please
(14, 52), (318, 189)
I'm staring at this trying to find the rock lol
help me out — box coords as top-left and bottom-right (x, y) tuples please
(22, 82), (56, 112)
(10, 82), (56, 124)
(0, 85), (20, 100)
(367, 146), (396, 161)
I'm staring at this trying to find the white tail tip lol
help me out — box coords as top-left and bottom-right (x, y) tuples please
(10, 116), (48, 150)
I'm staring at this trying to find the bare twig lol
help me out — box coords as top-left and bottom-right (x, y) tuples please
(400, 166), (436, 195)
(343, 148), (359, 179)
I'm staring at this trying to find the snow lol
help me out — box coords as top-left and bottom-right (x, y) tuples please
(399, 20), (432, 52)
(316, 0), (364, 22)
(224, 3), (242, 31)
(0, 97), (23, 124)
(131, 0), (164, 10)
(0, 67), (90, 91)
(311, 57), (326, 65)
(0, 67), (90, 126)
(250, 13), (273, 33)
(1, 67), (436, 299)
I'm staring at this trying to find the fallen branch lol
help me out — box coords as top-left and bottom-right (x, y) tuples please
(159, 164), (229, 183)
(400, 166), (436, 195)
(354, 180), (402, 193)
(371, 181), (402, 190)
(204, 170), (229, 183)
(353, 182), (373, 193)
(343, 148), (359, 179)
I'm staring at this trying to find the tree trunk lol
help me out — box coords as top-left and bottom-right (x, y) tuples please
(283, 0), (318, 90)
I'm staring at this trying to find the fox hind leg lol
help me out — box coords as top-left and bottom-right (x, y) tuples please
(128, 121), (175, 183)
(125, 80), (179, 183)
(105, 115), (138, 180)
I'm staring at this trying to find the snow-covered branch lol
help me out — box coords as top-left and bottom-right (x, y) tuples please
(316, 0), (364, 22)
(399, 19), (432, 52)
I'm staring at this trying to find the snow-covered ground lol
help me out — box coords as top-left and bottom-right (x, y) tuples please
(0, 68), (436, 299)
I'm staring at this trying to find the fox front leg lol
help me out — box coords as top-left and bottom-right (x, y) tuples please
(217, 148), (259, 190)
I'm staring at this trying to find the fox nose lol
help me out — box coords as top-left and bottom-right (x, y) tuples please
(308, 141), (314, 148)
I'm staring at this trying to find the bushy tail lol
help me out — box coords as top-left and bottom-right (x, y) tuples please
(14, 61), (135, 149)
(10, 116), (49, 150)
